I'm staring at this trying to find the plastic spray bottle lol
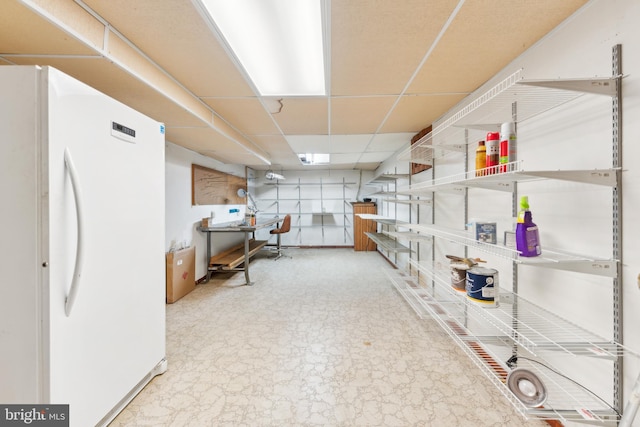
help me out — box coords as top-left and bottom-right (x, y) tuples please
(515, 196), (541, 257)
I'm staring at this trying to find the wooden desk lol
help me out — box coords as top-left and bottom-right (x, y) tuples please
(198, 216), (281, 286)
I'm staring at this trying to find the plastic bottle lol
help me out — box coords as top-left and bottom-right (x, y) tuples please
(515, 196), (541, 257)
(499, 122), (517, 173)
(475, 141), (486, 176)
(485, 132), (500, 174)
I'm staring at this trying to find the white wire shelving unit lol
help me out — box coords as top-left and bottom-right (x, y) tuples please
(387, 46), (639, 425)
(386, 259), (638, 425)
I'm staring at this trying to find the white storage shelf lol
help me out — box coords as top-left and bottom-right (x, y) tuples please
(398, 160), (619, 195)
(397, 69), (619, 165)
(355, 213), (409, 227)
(386, 260), (635, 425)
(383, 198), (432, 205)
(387, 55), (635, 425)
(366, 173), (410, 185)
(404, 222), (617, 278)
(365, 232), (411, 253)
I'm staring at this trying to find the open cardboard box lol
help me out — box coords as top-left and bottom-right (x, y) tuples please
(166, 246), (195, 303)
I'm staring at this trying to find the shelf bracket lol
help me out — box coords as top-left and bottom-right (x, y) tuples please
(518, 76), (621, 97)
(518, 169), (619, 187)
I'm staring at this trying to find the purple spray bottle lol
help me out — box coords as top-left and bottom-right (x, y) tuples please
(515, 196), (541, 257)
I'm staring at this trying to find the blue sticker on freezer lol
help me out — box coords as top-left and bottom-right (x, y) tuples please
(160, 124), (165, 134)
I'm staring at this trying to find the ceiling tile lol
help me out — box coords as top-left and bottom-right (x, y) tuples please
(249, 135), (300, 168)
(286, 134), (373, 154)
(331, 153), (361, 164)
(331, 0), (459, 96)
(273, 98), (328, 135)
(330, 96), (396, 134)
(203, 98), (280, 136)
(366, 133), (414, 152)
(358, 152), (398, 163)
(408, 0), (589, 93)
(328, 135), (372, 153)
(286, 135), (330, 153)
(381, 93), (467, 133)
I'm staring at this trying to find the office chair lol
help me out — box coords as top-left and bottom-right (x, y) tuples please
(270, 214), (291, 260)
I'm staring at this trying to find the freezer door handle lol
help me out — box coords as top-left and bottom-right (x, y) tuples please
(64, 147), (86, 317)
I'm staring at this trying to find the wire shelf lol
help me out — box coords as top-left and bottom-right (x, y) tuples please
(382, 198), (432, 205)
(367, 173), (410, 184)
(365, 232), (411, 253)
(397, 161), (619, 195)
(406, 259), (635, 359)
(382, 230), (432, 242)
(355, 214), (410, 227)
(397, 69), (619, 165)
(402, 223), (617, 278)
(385, 267), (633, 424)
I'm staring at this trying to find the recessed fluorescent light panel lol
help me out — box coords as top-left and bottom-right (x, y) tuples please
(298, 153), (330, 165)
(199, 0), (326, 96)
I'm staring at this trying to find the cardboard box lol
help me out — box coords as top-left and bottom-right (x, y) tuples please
(166, 246), (196, 303)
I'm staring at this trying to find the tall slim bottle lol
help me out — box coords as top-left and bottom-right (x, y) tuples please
(485, 132), (500, 174)
(475, 141), (486, 176)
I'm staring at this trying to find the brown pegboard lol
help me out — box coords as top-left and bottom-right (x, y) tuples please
(191, 164), (246, 205)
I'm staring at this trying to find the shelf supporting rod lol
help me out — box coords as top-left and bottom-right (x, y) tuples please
(612, 42), (624, 416)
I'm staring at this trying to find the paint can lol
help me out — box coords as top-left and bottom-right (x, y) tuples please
(450, 262), (469, 293)
(466, 267), (499, 307)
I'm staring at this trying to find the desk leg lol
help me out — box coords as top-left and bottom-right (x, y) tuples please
(205, 231), (212, 283)
(244, 231), (253, 285)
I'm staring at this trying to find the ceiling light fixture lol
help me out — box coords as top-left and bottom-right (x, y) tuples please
(197, 0), (327, 97)
(298, 153), (330, 165)
(265, 170), (285, 180)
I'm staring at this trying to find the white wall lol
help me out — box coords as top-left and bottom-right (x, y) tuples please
(422, 0), (640, 423)
(164, 142), (247, 280)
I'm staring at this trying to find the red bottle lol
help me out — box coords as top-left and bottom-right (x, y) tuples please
(485, 132), (500, 174)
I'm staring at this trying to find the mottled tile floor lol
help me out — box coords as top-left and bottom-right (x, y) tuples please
(110, 249), (546, 426)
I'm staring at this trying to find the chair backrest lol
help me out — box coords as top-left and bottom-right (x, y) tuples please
(279, 214), (291, 233)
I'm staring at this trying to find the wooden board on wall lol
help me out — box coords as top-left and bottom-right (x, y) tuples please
(191, 164), (246, 205)
(411, 125), (433, 175)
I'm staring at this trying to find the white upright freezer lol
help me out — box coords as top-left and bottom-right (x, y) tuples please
(0, 66), (167, 426)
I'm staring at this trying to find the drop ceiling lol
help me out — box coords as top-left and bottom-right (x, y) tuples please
(0, 0), (589, 170)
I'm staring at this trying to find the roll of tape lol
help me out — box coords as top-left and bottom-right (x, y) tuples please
(506, 368), (547, 407)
